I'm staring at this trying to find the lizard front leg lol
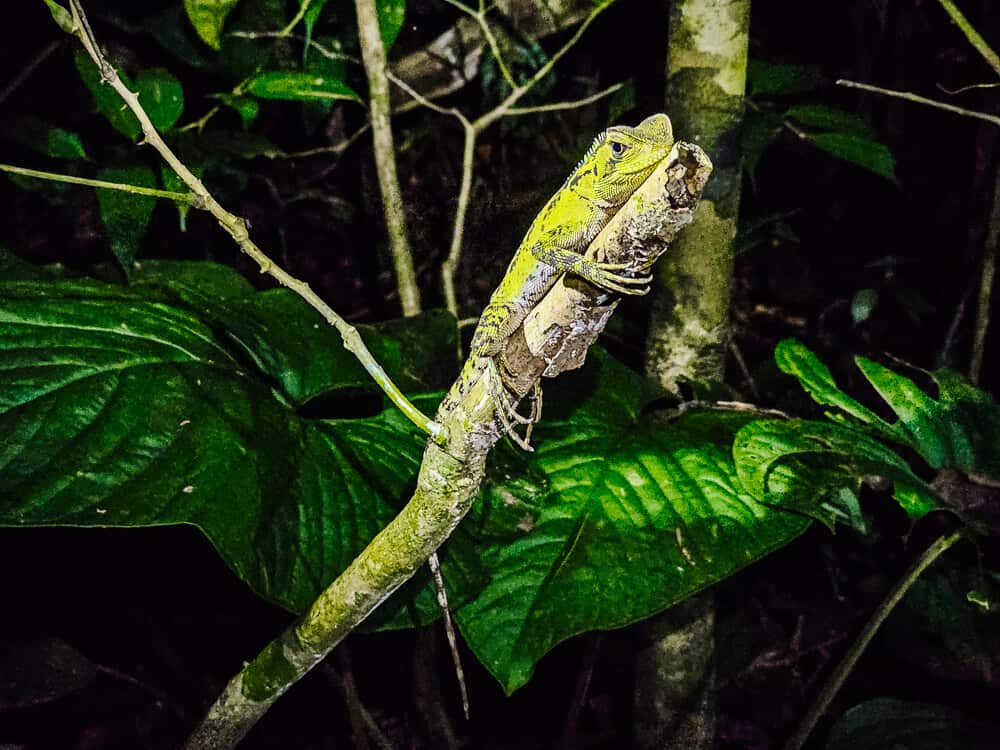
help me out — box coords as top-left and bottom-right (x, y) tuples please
(531, 242), (652, 296)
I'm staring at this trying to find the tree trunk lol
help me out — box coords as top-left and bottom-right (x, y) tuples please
(635, 1), (750, 749)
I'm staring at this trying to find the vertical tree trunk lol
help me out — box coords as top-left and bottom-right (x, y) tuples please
(635, 1), (750, 748)
(645, 0), (750, 391)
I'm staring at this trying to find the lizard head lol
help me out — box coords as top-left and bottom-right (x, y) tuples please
(576, 113), (674, 205)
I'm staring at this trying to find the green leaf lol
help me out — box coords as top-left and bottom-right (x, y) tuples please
(809, 132), (896, 181)
(457, 356), (808, 693)
(741, 110), (783, 177)
(377, 0), (406, 50)
(1, 117), (88, 160)
(825, 698), (996, 750)
(850, 288), (878, 324)
(0, 267), (472, 622)
(747, 61), (823, 96)
(733, 418), (937, 523)
(303, 0), (329, 51)
(213, 93), (260, 129)
(160, 165), (201, 231)
(784, 104), (877, 139)
(184, 0), (241, 49)
(42, 0), (73, 33)
(95, 166), (157, 270)
(135, 68), (185, 131)
(776, 339), (1000, 480)
(73, 49), (141, 141)
(246, 70), (362, 103)
(774, 339), (896, 435)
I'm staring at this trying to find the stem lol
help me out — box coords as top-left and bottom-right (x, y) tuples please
(0, 163), (191, 202)
(782, 530), (966, 750)
(836, 79), (1000, 127)
(441, 0), (518, 89)
(971, 164), (1000, 383)
(473, 0), (614, 134)
(63, 0), (444, 443)
(0, 40), (59, 105)
(280, 0), (313, 37)
(935, 0), (1000, 78)
(355, 0), (422, 316)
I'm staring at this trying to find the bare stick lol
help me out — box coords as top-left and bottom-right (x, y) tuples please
(782, 531), (965, 750)
(428, 551), (470, 719)
(0, 163), (191, 202)
(935, 0), (1000, 78)
(441, 0), (518, 89)
(389, 0), (617, 316)
(63, 0), (445, 444)
(836, 79), (1000, 126)
(0, 40), (59, 105)
(355, 0), (422, 316)
(971, 165), (1000, 383)
(505, 82), (624, 115)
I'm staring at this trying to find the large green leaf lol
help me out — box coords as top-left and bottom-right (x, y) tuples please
(776, 339), (1000, 479)
(136, 68), (185, 131)
(825, 698), (996, 750)
(184, 0), (242, 50)
(457, 354), (809, 693)
(784, 104), (877, 139)
(0, 265), (472, 622)
(733, 419), (937, 524)
(95, 165), (157, 270)
(808, 132), (896, 181)
(1, 117), (88, 161)
(74, 50), (141, 141)
(377, 0), (406, 50)
(747, 61), (823, 96)
(246, 71), (362, 103)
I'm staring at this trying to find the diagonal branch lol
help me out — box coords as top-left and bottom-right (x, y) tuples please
(60, 0), (445, 444)
(183, 142), (713, 749)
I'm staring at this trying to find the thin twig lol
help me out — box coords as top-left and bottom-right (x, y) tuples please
(836, 79), (1000, 126)
(355, 0), (422, 316)
(505, 81), (624, 115)
(936, 81), (1000, 95)
(971, 164), (1000, 383)
(782, 530), (966, 750)
(0, 40), (59, 106)
(0, 163), (192, 202)
(227, 30), (361, 63)
(64, 0), (445, 443)
(335, 647), (372, 750)
(322, 663), (397, 750)
(473, 0), (614, 134)
(280, 0), (314, 37)
(441, 0), (518, 89)
(390, 0), (616, 317)
(935, 0), (1000, 78)
(428, 551), (469, 719)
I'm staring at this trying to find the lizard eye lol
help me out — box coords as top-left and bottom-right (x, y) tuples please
(609, 140), (629, 157)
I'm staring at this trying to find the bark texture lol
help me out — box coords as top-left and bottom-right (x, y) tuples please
(645, 0), (750, 391)
(185, 144), (712, 749)
(636, 2), (750, 749)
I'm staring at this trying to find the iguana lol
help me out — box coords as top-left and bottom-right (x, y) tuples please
(430, 114), (675, 716)
(439, 112), (675, 448)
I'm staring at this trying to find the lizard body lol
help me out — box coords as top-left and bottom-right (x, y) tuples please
(440, 114), (674, 444)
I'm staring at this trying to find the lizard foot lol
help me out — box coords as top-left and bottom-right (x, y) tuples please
(571, 257), (652, 296)
(487, 359), (543, 451)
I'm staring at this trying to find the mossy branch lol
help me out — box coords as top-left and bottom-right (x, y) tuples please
(56, 0), (444, 443)
(183, 142), (713, 748)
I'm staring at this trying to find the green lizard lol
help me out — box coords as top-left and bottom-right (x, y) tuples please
(439, 113), (675, 448)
